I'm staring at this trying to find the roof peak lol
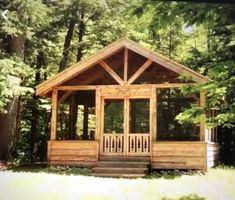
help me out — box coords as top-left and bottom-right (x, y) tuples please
(36, 38), (208, 96)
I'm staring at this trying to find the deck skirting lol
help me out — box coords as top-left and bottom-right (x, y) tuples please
(47, 140), (219, 171)
(47, 140), (99, 167)
(152, 141), (220, 171)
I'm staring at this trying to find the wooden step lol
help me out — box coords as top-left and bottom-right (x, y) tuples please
(97, 161), (149, 168)
(92, 159), (150, 178)
(92, 173), (146, 178)
(93, 167), (148, 174)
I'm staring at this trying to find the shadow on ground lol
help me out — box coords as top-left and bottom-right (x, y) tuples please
(5, 163), (234, 180)
(145, 169), (204, 179)
(6, 163), (92, 176)
(161, 193), (205, 200)
(4, 163), (207, 179)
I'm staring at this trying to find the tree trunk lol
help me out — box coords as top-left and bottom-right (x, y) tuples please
(82, 102), (89, 140)
(29, 51), (45, 162)
(59, 20), (76, 72)
(168, 28), (172, 59)
(76, 7), (86, 62)
(0, 35), (25, 160)
(68, 96), (78, 139)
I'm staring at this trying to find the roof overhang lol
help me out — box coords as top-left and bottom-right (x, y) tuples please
(36, 38), (209, 97)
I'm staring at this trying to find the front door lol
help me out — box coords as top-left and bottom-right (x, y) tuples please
(101, 97), (150, 156)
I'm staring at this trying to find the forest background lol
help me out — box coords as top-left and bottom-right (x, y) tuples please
(0, 0), (234, 164)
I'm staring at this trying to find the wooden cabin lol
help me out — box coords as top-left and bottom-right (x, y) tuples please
(36, 38), (219, 177)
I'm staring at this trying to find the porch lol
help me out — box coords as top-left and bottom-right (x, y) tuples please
(47, 84), (219, 172)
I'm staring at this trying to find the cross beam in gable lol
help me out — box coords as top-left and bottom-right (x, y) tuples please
(127, 59), (153, 85)
(99, 60), (124, 85)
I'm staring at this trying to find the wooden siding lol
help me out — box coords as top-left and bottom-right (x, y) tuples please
(152, 142), (206, 170)
(48, 141), (98, 167)
(207, 142), (220, 168)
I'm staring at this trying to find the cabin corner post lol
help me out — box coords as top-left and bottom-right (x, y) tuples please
(150, 87), (157, 170)
(200, 91), (206, 141)
(51, 89), (58, 140)
(150, 87), (157, 141)
(95, 88), (101, 141)
(204, 142), (208, 172)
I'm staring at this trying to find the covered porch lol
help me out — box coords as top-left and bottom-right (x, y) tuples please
(47, 84), (219, 171)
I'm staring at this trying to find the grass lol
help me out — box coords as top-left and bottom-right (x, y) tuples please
(0, 166), (235, 200)
(9, 164), (92, 176)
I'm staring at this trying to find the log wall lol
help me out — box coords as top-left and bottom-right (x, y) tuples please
(48, 141), (99, 167)
(47, 140), (219, 170)
(152, 142), (206, 170)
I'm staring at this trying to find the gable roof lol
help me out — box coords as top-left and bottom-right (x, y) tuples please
(36, 38), (209, 96)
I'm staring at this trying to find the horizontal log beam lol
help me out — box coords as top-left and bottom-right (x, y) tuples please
(55, 86), (97, 90)
(55, 83), (196, 91)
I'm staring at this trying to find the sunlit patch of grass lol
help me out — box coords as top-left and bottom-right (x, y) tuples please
(0, 167), (234, 200)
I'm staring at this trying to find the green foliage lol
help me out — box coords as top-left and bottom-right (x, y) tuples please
(138, 1), (235, 129)
(145, 170), (203, 179)
(1, 0), (49, 38)
(10, 164), (92, 176)
(0, 0), (235, 162)
(176, 106), (204, 125)
(0, 58), (33, 112)
(161, 194), (205, 200)
(215, 164), (235, 170)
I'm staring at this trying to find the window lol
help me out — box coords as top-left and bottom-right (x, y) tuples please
(129, 99), (149, 133)
(157, 88), (200, 141)
(104, 99), (124, 133)
(56, 90), (96, 140)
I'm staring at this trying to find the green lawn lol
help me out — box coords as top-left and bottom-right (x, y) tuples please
(0, 167), (234, 200)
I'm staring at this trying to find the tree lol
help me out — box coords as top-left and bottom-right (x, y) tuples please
(0, 0), (50, 160)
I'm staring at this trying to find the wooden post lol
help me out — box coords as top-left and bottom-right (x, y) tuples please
(51, 89), (58, 140)
(150, 87), (157, 141)
(83, 102), (89, 140)
(95, 88), (101, 140)
(124, 97), (129, 156)
(124, 48), (128, 83)
(200, 91), (206, 141)
(150, 87), (156, 169)
(204, 142), (208, 172)
(99, 97), (104, 155)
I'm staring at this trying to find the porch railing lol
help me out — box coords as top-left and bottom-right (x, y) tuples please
(103, 133), (150, 154)
(103, 134), (124, 153)
(128, 134), (150, 153)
